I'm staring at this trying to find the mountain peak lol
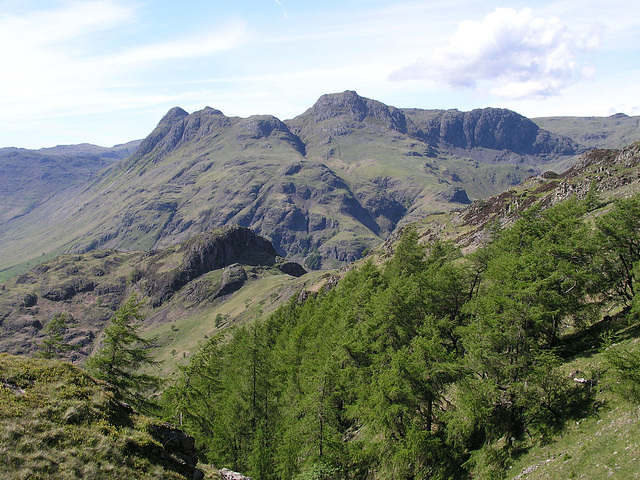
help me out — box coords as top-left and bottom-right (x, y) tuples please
(158, 106), (189, 126)
(311, 90), (369, 122)
(299, 90), (411, 135)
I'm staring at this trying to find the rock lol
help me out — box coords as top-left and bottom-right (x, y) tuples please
(219, 468), (252, 480)
(147, 423), (200, 478)
(20, 293), (38, 308)
(215, 265), (248, 298)
(192, 469), (205, 480)
(303, 90), (412, 134)
(144, 226), (278, 306)
(437, 186), (471, 204)
(234, 115), (306, 154)
(276, 261), (307, 277)
(408, 107), (581, 156)
(40, 277), (94, 301)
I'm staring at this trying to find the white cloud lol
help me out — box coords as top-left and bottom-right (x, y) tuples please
(0, 1), (245, 127)
(390, 7), (600, 99)
(0, 0), (134, 46)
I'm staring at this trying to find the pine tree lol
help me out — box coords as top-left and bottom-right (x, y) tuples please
(86, 295), (160, 408)
(38, 312), (75, 359)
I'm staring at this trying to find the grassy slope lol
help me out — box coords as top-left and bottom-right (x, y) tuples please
(508, 329), (640, 480)
(145, 267), (331, 378)
(0, 353), (216, 479)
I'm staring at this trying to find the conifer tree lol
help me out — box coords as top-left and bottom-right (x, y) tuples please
(38, 312), (75, 359)
(86, 295), (160, 408)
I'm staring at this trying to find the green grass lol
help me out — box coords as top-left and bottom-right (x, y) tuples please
(144, 268), (330, 377)
(0, 354), (214, 479)
(509, 403), (640, 479)
(498, 312), (640, 480)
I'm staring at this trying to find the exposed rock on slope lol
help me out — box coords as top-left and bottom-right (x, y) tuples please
(141, 225), (284, 306)
(410, 141), (640, 253)
(403, 107), (581, 158)
(0, 226), (306, 359)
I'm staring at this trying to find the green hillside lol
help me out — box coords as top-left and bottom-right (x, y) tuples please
(0, 225), (313, 374)
(0, 353), (209, 479)
(2, 118), (640, 479)
(162, 182), (640, 479)
(533, 113), (640, 149)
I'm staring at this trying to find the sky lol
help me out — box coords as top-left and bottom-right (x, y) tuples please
(1, 0), (639, 148)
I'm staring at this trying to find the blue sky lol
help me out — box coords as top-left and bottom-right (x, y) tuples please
(1, 0), (639, 148)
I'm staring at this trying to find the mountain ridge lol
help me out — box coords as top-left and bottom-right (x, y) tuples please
(0, 91), (628, 279)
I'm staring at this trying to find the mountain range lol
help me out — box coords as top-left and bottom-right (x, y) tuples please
(2, 134), (640, 371)
(1, 91), (639, 282)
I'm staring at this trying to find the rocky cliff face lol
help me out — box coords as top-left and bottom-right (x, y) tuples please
(142, 225), (286, 306)
(402, 107), (581, 157)
(300, 90), (417, 135)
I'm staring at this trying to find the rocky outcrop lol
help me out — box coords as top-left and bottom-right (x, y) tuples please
(131, 106), (189, 160)
(146, 423), (202, 479)
(0, 225), (307, 359)
(288, 90), (424, 141)
(215, 265), (248, 298)
(41, 277), (95, 301)
(219, 469), (252, 480)
(143, 226), (281, 306)
(276, 260), (307, 277)
(234, 115), (306, 155)
(437, 186), (471, 205)
(305, 90), (412, 133)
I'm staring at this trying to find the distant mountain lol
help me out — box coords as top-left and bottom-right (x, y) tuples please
(0, 140), (140, 224)
(0, 92), (585, 277)
(37, 140), (141, 158)
(533, 113), (640, 149)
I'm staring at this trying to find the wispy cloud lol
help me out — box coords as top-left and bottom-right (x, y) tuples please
(273, 0), (289, 20)
(0, 1), (245, 124)
(106, 24), (247, 67)
(390, 7), (600, 99)
(0, 0), (134, 46)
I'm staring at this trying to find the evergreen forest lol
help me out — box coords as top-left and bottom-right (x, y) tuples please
(163, 190), (640, 479)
